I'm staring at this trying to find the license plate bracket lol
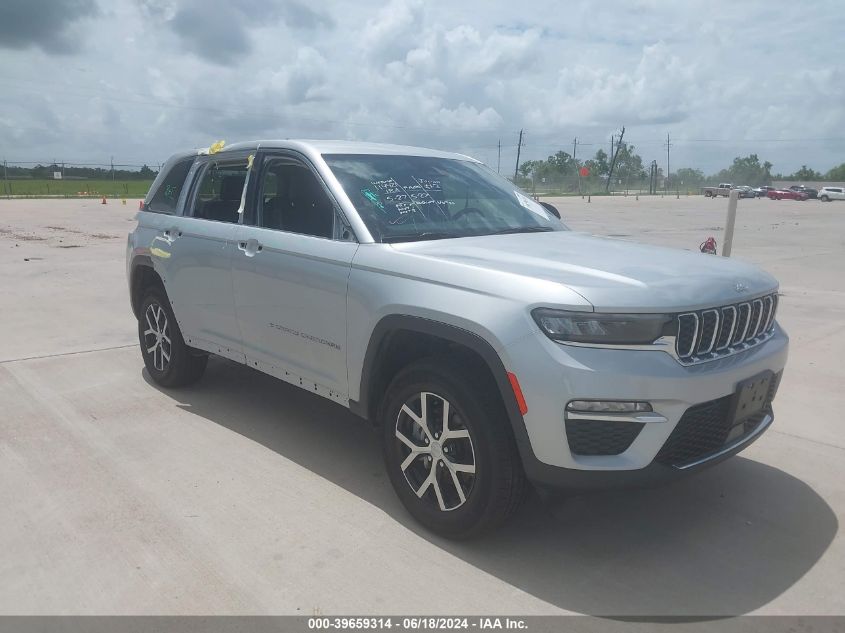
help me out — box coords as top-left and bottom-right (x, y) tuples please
(730, 370), (773, 425)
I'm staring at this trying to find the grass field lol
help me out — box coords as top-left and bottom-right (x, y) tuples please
(2, 179), (153, 198)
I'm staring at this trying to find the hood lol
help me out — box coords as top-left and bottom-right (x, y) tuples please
(391, 231), (778, 312)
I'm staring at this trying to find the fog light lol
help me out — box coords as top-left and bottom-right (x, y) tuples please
(566, 400), (652, 413)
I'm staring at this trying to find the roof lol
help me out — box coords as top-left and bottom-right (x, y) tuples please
(211, 139), (479, 162)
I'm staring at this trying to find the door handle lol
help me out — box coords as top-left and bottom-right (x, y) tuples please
(238, 239), (263, 257)
(162, 228), (182, 242)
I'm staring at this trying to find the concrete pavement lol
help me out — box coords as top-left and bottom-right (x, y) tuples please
(0, 196), (843, 615)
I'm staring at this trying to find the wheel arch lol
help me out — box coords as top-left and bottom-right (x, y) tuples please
(351, 315), (534, 464)
(129, 256), (167, 318)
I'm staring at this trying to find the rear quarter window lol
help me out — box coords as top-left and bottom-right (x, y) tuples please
(145, 157), (195, 214)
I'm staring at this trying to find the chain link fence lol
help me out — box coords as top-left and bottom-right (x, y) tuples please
(2, 160), (159, 198)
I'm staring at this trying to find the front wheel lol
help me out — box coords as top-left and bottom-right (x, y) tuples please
(380, 358), (527, 538)
(821, 195), (830, 202)
(138, 288), (208, 388)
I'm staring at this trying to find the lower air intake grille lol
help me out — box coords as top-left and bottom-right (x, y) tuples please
(655, 372), (781, 467)
(565, 419), (644, 456)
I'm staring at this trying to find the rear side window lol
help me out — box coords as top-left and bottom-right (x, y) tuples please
(146, 157), (194, 214)
(189, 160), (249, 224)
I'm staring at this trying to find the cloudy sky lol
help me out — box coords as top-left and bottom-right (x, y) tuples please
(0, 0), (842, 175)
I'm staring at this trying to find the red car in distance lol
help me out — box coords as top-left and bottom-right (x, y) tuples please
(767, 189), (809, 201)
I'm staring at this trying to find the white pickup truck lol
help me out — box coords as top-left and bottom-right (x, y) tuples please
(702, 183), (733, 198)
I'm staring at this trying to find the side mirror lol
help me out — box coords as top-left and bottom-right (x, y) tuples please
(540, 201), (561, 219)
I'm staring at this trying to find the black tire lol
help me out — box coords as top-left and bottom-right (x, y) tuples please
(138, 287), (208, 388)
(380, 357), (527, 539)
(821, 195), (830, 202)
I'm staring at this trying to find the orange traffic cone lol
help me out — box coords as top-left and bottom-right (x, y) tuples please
(101, 196), (107, 205)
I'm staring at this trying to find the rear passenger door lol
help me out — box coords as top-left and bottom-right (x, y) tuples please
(161, 154), (250, 362)
(231, 152), (358, 400)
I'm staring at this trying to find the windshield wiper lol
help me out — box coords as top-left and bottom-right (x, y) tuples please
(382, 231), (459, 243)
(488, 226), (555, 235)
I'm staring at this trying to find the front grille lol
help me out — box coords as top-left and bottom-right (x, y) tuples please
(655, 373), (781, 468)
(675, 293), (778, 364)
(565, 419), (644, 456)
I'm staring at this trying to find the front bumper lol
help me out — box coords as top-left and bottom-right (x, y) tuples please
(501, 323), (789, 489)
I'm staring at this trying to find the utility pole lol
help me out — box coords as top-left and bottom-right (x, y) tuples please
(3, 160), (8, 198)
(665, 132), (671, 192)
(573, 137), (580, 194)
(497, 139), (501, 174)
(513, 129), (523, 182)
(606, 126), (625, 193)
(111, 155), (115, 197)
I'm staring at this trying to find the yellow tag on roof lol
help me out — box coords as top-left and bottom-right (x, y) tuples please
(209, 140), (226, 155)
(247, 154), (254, 169)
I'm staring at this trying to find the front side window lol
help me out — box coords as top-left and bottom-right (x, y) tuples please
(323, 154), (564, 242)
(146, 157), (194, 214)
(190, 160), (249, 224)
(258, 159), (336, 239)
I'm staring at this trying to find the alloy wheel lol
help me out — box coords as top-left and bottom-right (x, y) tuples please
(143, 302), (172, 372)
(394, 391), (476, 511)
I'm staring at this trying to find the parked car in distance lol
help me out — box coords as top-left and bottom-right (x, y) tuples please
(701, 183), (733, 197)
(735, 186), (756, 199)
(128, 140), (789, 537)
(788, 185), (818, 199)
(818, 186), (845, 202)
(768, 189), (809, 201)
(753, 186), (775, 197)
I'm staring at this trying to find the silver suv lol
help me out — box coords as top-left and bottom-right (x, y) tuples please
(127, 140), (789, 538)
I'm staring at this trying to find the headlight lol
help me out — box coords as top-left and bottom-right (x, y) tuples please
(531, 309), (671, 345)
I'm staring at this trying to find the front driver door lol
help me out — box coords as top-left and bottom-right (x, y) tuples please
(231, 152), (358, 400)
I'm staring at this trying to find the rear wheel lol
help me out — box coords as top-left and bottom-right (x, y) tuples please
(380, 358), (526, 539)
(138, 288), (208, 388)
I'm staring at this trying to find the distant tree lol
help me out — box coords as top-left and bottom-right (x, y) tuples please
(546, 150), (574, 173)
(518, 160), (537, 179)
(611, 143), (646, 186)
(713, 154), (772, 186)
(789, 165), (822, 181)
(585, 149), (610, 178)
(674, 167), (705, 187)
(139, 164), (156, 178)
(825, 163), (845, 180)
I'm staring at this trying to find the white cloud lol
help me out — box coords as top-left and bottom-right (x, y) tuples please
(0, 0), (842, 175)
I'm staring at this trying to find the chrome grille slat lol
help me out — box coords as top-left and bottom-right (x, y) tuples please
(716, 306), (737, 350)
(697, 309), (720, 355)
(762, 295), (775, 332)
(677, 313), (699, 358)
(767, 295), (779, 331)
(734, 302), (751, 345)
(674, 293), (779, 365)
(748, 299), (764, 340)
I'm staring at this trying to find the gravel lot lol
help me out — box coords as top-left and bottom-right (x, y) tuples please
(1, 195), (843, 615)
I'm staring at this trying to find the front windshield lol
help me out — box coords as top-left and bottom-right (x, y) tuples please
(323, 154), (566, 242)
